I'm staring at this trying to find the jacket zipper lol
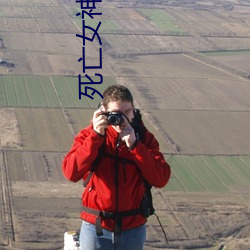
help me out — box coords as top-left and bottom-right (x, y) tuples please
(122, 159), (127, 183)
(114, 145), (119, 211)
(114, 138), (121, 235)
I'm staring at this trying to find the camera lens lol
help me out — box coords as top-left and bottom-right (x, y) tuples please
(108, 114), (121, 125)
(107, 112), (124, 125)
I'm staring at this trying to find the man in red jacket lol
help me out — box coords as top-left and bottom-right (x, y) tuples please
(62, 85), (171, 250)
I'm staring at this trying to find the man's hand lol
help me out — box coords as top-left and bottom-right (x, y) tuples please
(92, 108), (108, 136)
(119, 116), (137, 149)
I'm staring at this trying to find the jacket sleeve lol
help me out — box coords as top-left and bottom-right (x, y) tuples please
(130, 129), (171, 188)
(62, 126), (105, 182)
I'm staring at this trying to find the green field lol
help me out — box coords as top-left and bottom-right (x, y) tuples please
(72, 6), (119, 32)
(202, 50), (250, 56)
(138, 9), (173, 21)
(165, 155), (250, 192)
(0, 75), (116, 108)
(137, 9), (184, 33)
(74, 18), (119, 33)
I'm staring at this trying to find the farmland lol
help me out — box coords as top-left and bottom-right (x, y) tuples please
(0, 75), (116, 108)
(166, 155), (250, 192)
(1, 0), (250, 250)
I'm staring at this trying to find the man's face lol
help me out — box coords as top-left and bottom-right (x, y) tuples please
(106, 101), (134, 133)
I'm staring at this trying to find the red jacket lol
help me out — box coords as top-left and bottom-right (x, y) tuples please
(62, 124), (171, 231)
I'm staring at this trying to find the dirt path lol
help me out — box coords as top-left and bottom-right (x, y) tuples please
(0, 152), (15, 247)
(0, 108), (21, 150)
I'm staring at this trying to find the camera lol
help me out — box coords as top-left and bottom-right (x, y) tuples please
(102, 111), (124, 126)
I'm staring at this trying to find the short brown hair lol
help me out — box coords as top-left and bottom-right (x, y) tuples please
(102, 85), (133, 108)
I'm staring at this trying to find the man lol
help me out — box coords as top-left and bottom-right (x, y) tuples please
(62, 85), (171, 250)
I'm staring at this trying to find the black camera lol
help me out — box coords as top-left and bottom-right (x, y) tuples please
(102, 111), (124, 125)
